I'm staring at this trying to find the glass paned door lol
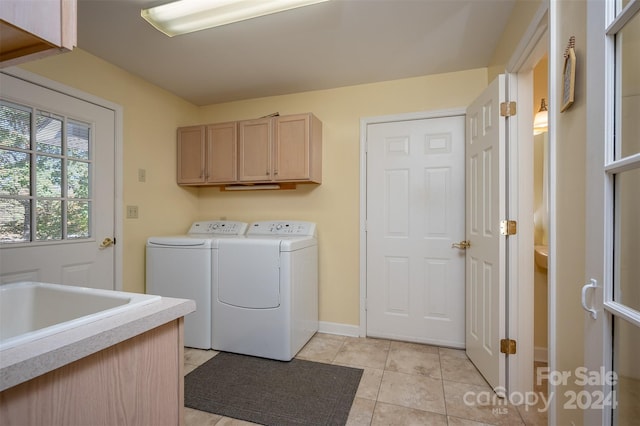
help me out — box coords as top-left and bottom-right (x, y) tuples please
(0, 72), (116, 290)
(606, 1), (640, 424)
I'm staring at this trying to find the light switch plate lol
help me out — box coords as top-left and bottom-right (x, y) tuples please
(126, 205), (139, 219)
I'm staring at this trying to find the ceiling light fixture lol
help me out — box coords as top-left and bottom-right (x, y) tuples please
(141, 0), (330, 37)
(533, 98), (548, 135)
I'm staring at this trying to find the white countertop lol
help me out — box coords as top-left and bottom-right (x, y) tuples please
(0, 296), (195, 392)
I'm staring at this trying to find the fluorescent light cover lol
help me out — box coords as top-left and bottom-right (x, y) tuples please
(141, 0), (330, 37)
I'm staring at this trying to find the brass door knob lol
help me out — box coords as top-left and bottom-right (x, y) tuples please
(100, 237), (115, 248)
(451, 240), (471, 249)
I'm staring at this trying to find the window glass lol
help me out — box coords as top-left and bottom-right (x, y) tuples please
(68, 160), (90, 198)
(0, 198), (30, 243)
(36, 155), (62, 198)
(0, 149), (30, 196)
(0, 100), (92, 244)
(0, 102), (30, 150)
(612, 316), (640, 425)
(67, 200), (90, 239)
(613, 167), (640, 312)
(36, 112), (62, 155)
(36, 199), (62, 240)
(617, 10), (640, 158)
(67, 120), (90, 159)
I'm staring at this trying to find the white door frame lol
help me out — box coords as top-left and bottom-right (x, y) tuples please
(1, 67), (124, 291)
(359, 108), (466, 337)
(502, 1), (549, 399)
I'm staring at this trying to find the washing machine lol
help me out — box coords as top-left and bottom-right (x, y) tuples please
(146, 220), (247, 349)
(212, 221), (318, 361)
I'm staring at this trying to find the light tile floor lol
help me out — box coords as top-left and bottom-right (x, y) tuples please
(183, 333), (548, 426)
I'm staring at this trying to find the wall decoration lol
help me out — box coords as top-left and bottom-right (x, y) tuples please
(561, 36), (576, 113)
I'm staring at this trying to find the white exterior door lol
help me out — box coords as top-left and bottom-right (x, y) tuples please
(465, 75), (507, 391)
(366, 114), (466, 347)
(0, 73), (116, 290)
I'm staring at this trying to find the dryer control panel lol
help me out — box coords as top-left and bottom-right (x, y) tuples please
(248, 221), (316, 237)
(188, 221), (248, 235)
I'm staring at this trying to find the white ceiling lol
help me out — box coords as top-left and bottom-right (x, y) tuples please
(77, 0), (516, 106)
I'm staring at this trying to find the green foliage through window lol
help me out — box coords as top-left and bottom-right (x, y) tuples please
(0, 100), (92, 243)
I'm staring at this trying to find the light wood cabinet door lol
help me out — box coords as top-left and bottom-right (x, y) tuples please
(274, 113), (322, 183)
(238, 118), (273, 182)
(177, 125), (205, 184)
(206, 122), (237, 183)
(0, 0), (77, 66)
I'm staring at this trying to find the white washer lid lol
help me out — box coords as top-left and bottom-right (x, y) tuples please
(147, 236), (213, 247)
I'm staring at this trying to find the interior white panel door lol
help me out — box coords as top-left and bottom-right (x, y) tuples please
(0, 73), (116, 290)
(465, 75), (506, 391)
(366, 115), (465, 347)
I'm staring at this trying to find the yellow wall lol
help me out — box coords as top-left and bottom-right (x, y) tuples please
(553, 1), (587, 424)
(20, 49), (202, 293)
(487, 0), (543, 82)
(196, 70), (488, 325)
(20, 49), (487, 326)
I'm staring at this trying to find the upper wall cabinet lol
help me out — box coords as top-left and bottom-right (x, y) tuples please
(239, 113), (322, 184)
(0, 0), (77, 67)
(178, 113), (322, 188)
(177, 122), (237, 185)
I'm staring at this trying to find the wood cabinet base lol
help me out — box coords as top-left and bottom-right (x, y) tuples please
(0, 319), (185, 426)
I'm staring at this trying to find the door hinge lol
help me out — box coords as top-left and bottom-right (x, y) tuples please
(500, 220), (517, 236)
(500, 101), (517, 117)
(500, 338), (517, 355)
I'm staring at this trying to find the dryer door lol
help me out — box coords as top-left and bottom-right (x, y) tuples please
(217, 239), (280, 308)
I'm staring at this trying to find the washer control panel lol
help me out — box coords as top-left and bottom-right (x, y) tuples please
(188, 221), (248, 235)
(248, 221), (316, 237)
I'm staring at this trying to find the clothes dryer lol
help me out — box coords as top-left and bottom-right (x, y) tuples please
(212, 221), (318, 361)
(146, 221), (247, 349)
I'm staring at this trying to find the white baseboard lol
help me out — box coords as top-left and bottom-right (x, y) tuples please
(534, 346), (548, 363)
(318, 321), (360, 337)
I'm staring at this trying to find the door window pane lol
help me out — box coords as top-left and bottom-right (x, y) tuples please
(36, 155), (62, 198)
(36, 112), (62, 155)
(0, 102), (30, 149)
(617, 10), (640, 158)
(614, 168), (640, 312)
(0, 149), (30, 196)
(68, 160), (90, 198)
(36, 199), (62, 240)
(0, 198), (30, 243)
(613, 316), (640, 425)
(67, 120), (90, 159)
(67, 201), (90, 239)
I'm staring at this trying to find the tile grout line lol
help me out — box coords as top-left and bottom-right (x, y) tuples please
(438, 347), (452, 425)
